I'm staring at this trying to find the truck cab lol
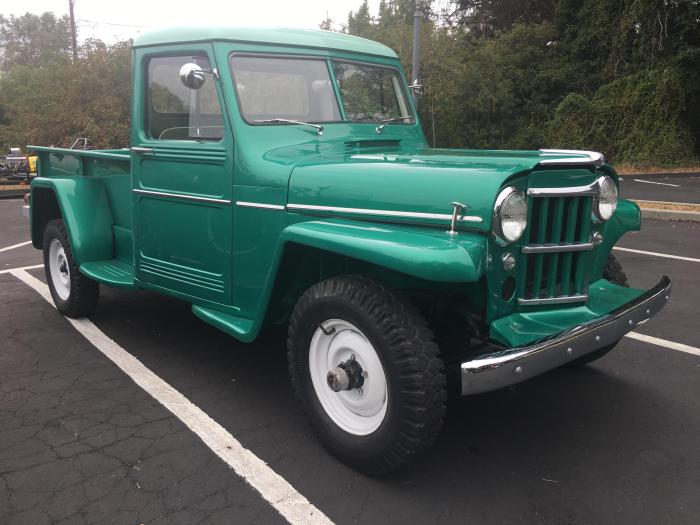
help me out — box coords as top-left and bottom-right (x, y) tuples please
(28, 27), (671, 474)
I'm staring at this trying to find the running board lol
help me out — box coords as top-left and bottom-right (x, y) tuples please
(191, 305), (254, 342)
(80, 259), (135, 289)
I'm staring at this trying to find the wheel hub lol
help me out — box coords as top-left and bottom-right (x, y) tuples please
(308, 319), (388, 436)
(49, 239), (71, 300)
(327, 355), (365, 392)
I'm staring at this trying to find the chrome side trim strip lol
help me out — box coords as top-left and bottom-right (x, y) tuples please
(517, 294), (589, 306)
(461, 276), (671, 395)
(286, 203), (484, 223)
(235, 201), (285, 210)
(538, 149), (605, 168)
(133, 189), (231, 205)
(527, 180), (599, 197)
(522, 242), (594, 254)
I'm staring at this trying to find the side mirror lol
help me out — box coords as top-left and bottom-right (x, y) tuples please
(179, 63), (206, 89)
(409, 79), (422, 96)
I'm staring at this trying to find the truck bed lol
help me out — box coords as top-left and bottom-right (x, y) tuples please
(28, 145), (135, 288)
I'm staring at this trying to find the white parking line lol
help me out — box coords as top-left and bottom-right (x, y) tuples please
(0, 263), (43, 274)
(10, 269), (334, 525)
(632, 178), (680, 187)
(626, 332), (700, 357)
(613, 246), (700, 263)
(0, 240), (31, 252)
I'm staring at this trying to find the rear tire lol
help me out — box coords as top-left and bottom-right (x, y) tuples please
(43, 219), (99, 318)
(287, 276), (447, 475)
(567, 254), (629, 367)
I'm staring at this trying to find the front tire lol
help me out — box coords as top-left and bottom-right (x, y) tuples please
(287, 276), (446, 475)
(43, 219), (99, 318)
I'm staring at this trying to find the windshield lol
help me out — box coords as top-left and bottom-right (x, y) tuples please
(332, 61), (412, 123)
(229, 55), (413, 125)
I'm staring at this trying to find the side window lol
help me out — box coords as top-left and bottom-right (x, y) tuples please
(146, 55), (224, 141)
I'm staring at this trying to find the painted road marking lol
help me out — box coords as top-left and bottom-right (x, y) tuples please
(613, 246), (700, 263)
(0, 263), (43, 274)
(0, 240), (31, 252)
(10, 269), (334, 525)
(632, 179), (680, 187)
(626, 332), (700, 357)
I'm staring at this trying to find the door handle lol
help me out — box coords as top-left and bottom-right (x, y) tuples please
(131, 146), (154, 154)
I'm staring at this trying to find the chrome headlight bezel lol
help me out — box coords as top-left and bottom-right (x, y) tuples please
(492, 186), (528, 244)
(594, 175), (618, 221)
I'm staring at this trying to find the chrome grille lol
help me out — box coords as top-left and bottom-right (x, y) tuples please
(517, 194), (595, 305)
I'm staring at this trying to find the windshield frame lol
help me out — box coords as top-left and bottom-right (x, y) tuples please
(228, 52), (416, 128)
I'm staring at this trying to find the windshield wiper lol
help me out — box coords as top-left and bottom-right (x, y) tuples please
(253, 118), (324, 135)
(375, 115), (411, 134)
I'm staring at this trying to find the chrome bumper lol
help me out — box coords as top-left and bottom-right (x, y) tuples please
(461, 276), (671, 395)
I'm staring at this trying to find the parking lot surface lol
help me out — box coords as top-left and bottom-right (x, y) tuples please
(1, 197), (699, 524)
(620, 175), (700, 204)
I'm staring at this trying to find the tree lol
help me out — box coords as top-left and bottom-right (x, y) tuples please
(0, 12), (72, 71)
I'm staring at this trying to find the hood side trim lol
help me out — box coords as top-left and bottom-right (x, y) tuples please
(286, 203), (484, 223)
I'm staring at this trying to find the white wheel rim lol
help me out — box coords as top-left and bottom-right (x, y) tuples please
(49, 238), (70, 300)
(309, 319), (388, 436)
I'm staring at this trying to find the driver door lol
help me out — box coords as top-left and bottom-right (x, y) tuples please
(131, 46), (233, 305)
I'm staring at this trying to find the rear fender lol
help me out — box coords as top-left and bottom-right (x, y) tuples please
(31, 177), (114, 263)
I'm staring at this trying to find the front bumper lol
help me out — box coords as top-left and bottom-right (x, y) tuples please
(461, 276), (671, 395)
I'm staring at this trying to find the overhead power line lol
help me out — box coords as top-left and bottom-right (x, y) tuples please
(77, 18), (152, 29)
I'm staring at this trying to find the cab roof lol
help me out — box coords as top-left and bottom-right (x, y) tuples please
(133, 27), (398, 59)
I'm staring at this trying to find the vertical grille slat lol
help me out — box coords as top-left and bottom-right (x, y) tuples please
(574, 198), (594, 293)
(517, 199), (536, 299)
(559, 198), (580, 296)
(546, 197), (565, 297)
(518, 191), (595, 306)
(531, 197), (550, 298)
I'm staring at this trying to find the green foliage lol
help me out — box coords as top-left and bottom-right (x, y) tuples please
(0, 3), (698, 167)
(343, 0), (700, 165)
(0, 30), (131, 151)
(0, 12), (72, 70)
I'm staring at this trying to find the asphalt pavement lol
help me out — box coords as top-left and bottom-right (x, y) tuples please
(1, 198), (699, 524)
(620, 175), (700, 204)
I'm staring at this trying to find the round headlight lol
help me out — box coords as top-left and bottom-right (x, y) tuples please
(493, 187), (527, 243)
(595, 176), (618, 221)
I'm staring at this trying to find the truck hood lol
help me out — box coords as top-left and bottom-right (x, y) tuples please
(287, 146), (604, 231)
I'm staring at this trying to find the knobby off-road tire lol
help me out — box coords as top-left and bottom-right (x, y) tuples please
(567, 253), (629, 367)
(287, 276), (447, 475)
(43, 219), (99, 318)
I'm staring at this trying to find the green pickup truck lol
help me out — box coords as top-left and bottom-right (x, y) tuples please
(28, 27), (671, 475)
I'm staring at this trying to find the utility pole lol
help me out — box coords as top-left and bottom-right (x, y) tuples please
(68, 0), (78, 61)
(410, 5), (422, 106)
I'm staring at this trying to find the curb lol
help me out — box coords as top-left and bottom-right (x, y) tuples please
(640, 208), (700, 223)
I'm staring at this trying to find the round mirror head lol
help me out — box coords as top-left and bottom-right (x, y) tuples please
(179, 63), (206, 89)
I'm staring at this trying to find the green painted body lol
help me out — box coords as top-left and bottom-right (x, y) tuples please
(29, 27), (645, 351)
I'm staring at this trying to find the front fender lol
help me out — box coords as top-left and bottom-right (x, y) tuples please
(31, 177), (114, 263)
(592, 199), (641, 278)
(279, 219), (487, 282)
